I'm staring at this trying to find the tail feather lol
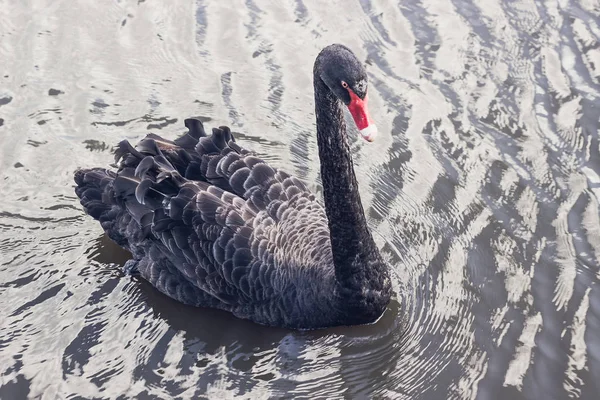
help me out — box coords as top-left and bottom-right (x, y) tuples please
(74, 168), (116, 220)
(75, 118), (251, 252)
(74, 168), (126, 247)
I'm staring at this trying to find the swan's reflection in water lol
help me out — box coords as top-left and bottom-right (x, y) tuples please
(90, 234), (406, 398)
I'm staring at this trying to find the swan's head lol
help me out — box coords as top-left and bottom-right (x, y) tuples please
(317, 44), (377, 142)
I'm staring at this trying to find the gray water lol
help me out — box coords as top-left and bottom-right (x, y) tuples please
(1, 0), (600, 399)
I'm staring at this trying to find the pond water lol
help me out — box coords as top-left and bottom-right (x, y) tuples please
(1, 0), (600, 398)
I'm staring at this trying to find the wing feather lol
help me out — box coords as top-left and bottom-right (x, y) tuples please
(76, 118), (334, 324)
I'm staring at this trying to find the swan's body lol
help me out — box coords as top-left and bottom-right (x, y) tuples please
(75, 44), (391, 329)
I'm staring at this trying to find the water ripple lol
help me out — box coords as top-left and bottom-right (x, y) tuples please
(1, 0), (599, 398)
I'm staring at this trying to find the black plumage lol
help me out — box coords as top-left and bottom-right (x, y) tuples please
(74, 44), (391, 329)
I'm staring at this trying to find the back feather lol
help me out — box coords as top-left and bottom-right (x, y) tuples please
(75, 117), (336, 328)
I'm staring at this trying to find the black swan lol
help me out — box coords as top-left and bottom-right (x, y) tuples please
(75, 44), (391, 329)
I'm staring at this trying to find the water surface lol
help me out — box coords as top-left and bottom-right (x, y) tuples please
(1, 0), (600, 398)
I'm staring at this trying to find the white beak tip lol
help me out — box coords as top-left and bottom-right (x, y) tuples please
(360, 125), (377, 142)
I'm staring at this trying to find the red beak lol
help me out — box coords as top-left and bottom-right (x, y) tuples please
(347, 88), (377, 142)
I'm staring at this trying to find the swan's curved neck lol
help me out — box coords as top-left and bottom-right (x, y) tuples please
(313, 68), (379, 281)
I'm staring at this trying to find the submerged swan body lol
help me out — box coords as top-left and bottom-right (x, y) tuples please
(75, 44), (391, 329)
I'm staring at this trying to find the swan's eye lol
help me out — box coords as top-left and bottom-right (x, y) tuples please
(341, 81), (349, 89)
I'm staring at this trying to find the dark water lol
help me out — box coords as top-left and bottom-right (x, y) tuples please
(1, 0), (600, 398)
